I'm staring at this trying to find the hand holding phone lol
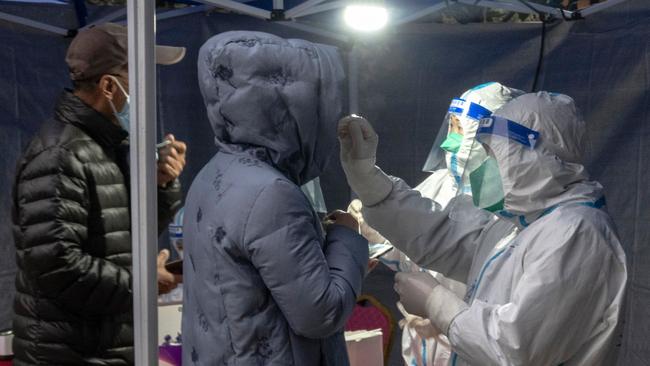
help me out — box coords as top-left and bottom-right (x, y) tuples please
(165, 259), (183, 275)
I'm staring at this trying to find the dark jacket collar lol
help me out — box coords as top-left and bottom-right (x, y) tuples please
(55, 89), (128, 147)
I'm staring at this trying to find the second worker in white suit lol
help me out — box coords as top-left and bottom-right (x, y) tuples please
(351, 82), (523, 366)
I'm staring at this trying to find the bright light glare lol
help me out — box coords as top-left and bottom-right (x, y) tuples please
(344, 5), (388, 32)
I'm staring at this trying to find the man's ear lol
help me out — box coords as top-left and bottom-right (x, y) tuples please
(99, 74), (116, 101)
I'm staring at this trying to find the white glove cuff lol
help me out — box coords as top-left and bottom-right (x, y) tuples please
(341, 158), (393, 207)
(425, 284), (469, 336)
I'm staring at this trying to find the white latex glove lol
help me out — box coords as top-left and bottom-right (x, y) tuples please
(395, 271), (441, 317)
(395, 272), (469, 336)
(338, 115), (393, 206)
(347, 199), (388, 244)
(338, 114), (378, 161)
(397, 302), (447, 345)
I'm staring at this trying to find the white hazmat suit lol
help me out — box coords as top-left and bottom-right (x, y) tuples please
(339, 92), (627, 366)
(374, 82), (523, 366)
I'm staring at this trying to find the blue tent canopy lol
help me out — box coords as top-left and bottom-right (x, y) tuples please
(1, 0), (646, 365)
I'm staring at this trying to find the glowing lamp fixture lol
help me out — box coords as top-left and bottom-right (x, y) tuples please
(344, 2), (388, 32)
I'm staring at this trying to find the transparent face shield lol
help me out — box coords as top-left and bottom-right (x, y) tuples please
(423, 99), (493, 190)
(466, 116), (541, 213)
(421, 111), (459, 173)
(301, 177), (327, 214)
(423, 99), (462, 173)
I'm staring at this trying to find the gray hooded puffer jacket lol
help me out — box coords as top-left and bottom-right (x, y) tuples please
(182, 31), (369, 366)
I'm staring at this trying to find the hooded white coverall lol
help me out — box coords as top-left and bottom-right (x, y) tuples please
(340, 92), (627, 366)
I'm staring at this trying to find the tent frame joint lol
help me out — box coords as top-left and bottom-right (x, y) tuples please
(270, 9), (286, 21)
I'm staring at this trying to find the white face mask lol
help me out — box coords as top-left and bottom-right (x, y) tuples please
(106, 76), (130, 131)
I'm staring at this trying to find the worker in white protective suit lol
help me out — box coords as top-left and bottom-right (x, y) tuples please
(338, 91), (627, 365)
(348, 82), (523, 366)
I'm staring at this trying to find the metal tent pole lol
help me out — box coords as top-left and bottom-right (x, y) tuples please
(290, 1), (347, 19)
(0, 11), (68, 35)
(126, 0), (158, 364)
(81, 8), (126, 29)
(157, 5), (211, 22)
(285, 0), (328, 19)
(456, 0), (574, 18)
(198, 0), (271, 19)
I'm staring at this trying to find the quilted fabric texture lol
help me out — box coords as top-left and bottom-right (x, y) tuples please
(182, 31), (369, 366)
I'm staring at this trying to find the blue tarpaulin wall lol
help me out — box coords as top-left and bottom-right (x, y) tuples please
(1, 1), (650, 364)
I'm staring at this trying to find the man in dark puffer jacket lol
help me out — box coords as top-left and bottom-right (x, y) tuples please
(11, 23), (187, 365)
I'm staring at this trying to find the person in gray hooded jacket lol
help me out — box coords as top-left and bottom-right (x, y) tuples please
(182, 31), (369, 366)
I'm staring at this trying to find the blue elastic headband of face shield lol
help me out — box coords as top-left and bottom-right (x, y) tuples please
(476, 116), (540, 148)
(448, 98), (493, 121)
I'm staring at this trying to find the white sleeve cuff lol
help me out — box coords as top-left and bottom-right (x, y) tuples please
(341, 159), (393, 207)
(425, 284), (469, 336)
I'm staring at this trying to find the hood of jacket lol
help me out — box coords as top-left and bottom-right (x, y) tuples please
(197, 31), (345, 185)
